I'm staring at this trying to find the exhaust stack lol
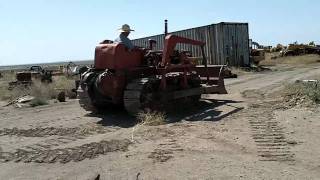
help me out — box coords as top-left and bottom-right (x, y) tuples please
(164, 19), (168, 37)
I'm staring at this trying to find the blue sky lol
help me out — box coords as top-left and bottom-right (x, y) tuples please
(0, 0), (319, 66)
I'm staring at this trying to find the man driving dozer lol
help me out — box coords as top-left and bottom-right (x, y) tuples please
(114, 24), (135, 50)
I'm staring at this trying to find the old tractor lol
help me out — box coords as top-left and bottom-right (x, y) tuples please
(29, 66), (53, 83)
(77, 22), (227, 114)
(8, 72), (33, 90)
(8, 66), (54, 90)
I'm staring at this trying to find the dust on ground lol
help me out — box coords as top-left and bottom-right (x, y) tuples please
(0, 63), (320, 179)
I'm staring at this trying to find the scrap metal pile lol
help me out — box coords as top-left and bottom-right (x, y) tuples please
(280, 43), (320, 56)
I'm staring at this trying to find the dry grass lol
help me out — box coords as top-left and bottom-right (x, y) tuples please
(53, 76), (72, 88)
(0, 71), (17, 100)
(1, 71), (16, 82)
(258, 52), (279, 66)
(29, 97), (49, 107)
(0, 71), (77, 106)
(280, 54), (320, 65)
(282, 81), (320, 107)
(30, 81), (56, 99)
(137, 111), (167, 126)
(0, 86), (11, 100)
(131, 111), (167, 142)
(53, 76), (76, 97)
(0, 81), (55, 106)
(260, 53), (320, 66)
(230, 67), (252, 76)
(0, 86), (27, 101)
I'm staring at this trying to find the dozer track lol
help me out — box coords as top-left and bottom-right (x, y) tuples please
(124, 75), (202, 115)
(77, 83), (95, 112)
(123, 77), (156, 115)
(77, 77), (112, 113)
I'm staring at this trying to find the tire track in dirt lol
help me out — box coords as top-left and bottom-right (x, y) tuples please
(148, 139), (184, 163)
(227, 66), (320, 95)
(0, 124), (109, 138)
(234, 66), (320, 161)
(0, 124), (125, 163)
(241, 90), (295, 162)
(135, 126), (186, 163)
(0, 139), (132, 163)
(248, 106), (295, 162)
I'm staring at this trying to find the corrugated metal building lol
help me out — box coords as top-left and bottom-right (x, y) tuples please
(132, 22), (250, 66)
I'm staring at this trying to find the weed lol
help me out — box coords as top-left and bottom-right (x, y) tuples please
(282, 81), (320, 106)
(260, 53), (320, 66)
(131, 111), (167, 142)
(137, 111), (167, 126)
(29, 97), (48, 107)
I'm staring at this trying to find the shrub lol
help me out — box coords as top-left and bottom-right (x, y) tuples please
(137, 111), (167, 126)
(52, 76), (77, 98)
(29, 97), (48, 107)
(283, 81), (320, 105)
(0, 71), (78, 105)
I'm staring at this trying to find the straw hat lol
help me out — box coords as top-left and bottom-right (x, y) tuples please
(118, 24), (134, 32)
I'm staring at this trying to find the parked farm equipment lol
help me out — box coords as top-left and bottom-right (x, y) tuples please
(250, 49), (265, 65)
(8, 66), (53, 90)
(8, 72), (33, 90)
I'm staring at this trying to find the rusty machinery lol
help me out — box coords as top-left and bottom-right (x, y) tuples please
(280, 43), (320, 56)
(29, 66), (53, 82)
(249, 41), (266, 65)
(8, 66), (53, 90)
(8, 72), (33, 90)
(77, 20), (227, 114)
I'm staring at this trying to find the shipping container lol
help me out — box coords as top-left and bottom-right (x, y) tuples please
(132, 22), (250, 66)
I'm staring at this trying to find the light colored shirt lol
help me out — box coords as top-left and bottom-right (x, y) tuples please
(114, 33), (134, 50)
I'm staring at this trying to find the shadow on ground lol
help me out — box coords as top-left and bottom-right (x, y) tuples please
(85, 107), (137, 128)
(86, 98), (243, 128)
(167, 99), (244, 122)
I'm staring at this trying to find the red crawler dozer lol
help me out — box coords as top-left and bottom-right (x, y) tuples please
(77, 22), (227, 115)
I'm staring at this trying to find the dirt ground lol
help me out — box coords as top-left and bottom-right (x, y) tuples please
(0, 63), (320, 180)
